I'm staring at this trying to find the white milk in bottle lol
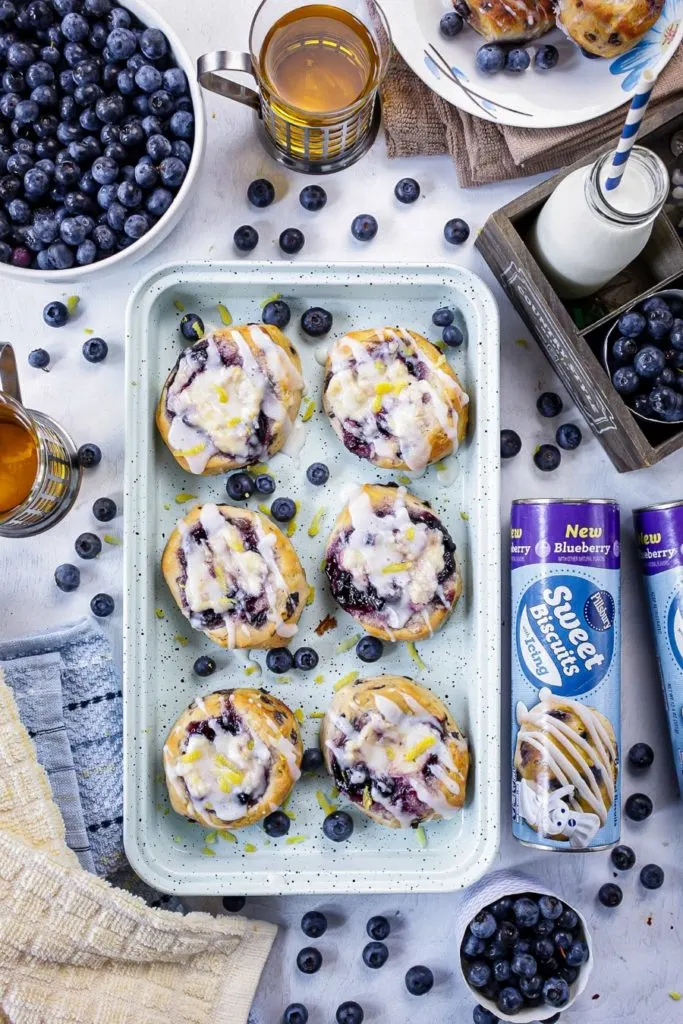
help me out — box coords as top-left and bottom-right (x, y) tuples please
(527, 146), (668, 299)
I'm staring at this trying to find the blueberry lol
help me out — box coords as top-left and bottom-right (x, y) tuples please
(171, 140), (192, 164)
(75, 532), (101, 559)
(91, 592), (114, 617)
(432, 307), (454, 327)
(535, 895), (562, 922)
(367, 915), (390, 940)
(54, 563), (80, 591)
(253, 474), (275, 496)
(462, 932), (486, 958)
(495, 921), (517, 947)
(513, 897), (539, 928)
(60, 215), (90, 246)
(145, 133), (172, 163)
(647, 307), (674, 340)
(226, 471), (253, 500)
(640, 863), (664, 890)
(656, 367), (676, 387)
(558, 907), (579, 930)
(362, 941), (388, 969)
(246, 177), (274, 208)
(553, 929), (572, 952)
(612, 366), (640, 395)
(299, 909), (328, 938)
(24, 167), (50, 196)
(11, 245), (33, 267)
(394, 176), (420, 204)
(535, 43), (559, 69)
(519, 973), (543, 999)
(96, 92), (125, 124)
(496, 986), (523, 1013)
(159, 155), (186, 187)
(443, 324), (464, 347)
(124, 213), (149, 240)
(483, 938), (506, 961)
(467, 961), (491, 988)
(611, 336), (638, 365)
(351, 214), (377, 241)
(617, 310), (646, 338)
(555, 422), (582, 450)
(279, 227), (305, 254)
(336, 1003), (363, 1024)
(297, 947), (322, 974)
(28, 347), (50, 368)
(670, 320), (683, 350)
(536, 391), (563, 416)
(624, 792), (653, 821)
(405, 965), (433, 996)
(634, 345), (666, 378)
(511, 952), (537, 979)
(543, 976), (570, 1008)
(83, 337), (108, 363)
(534, 444), (561, 472)
(117, 180), (142, 209)
(299, 183), (326, 211)
(534, 917), (554, 937)
(93, 223), (115, 250)
(271, 497), (296, 522)
(500, 428), (522, 458)
(189, 657), (215, 681)
(263, 810), (291, 837)
(164, 68), (188, 96)
(470, 911), (497, 940)
(533, 937), (555, 962)
(472, 1007), (498, 1024)
(262, 299), (290, 328)
(301, 747), (323, 773)
(444, 217), (470, 244)
(565, 940), (589, 966)
(505, 47), (530, 72)
(179, 312), (204, 341)
(294, 647), (318, 671)
(221, 895), (245, 913)
(266, 648), (294, 674)
(628, 742), (654, 769)
(492, 959), (510, 983)
(598, 882), (623, 907)
(106, 26), (136, 60)
(283, 1004), (308, 1024)
(475, 43), (505, 73)
(8, 42), (35, 68)
(440, 10), (463, 35)
(356, 635), (383, 662)
(301, 306), (332, 336)
(650, 385), (683, 422)
(77, 442), (101, 467)
(304, 463), (328, 488)
(234, 224), (258, 252)
(92, 496), (116, 522)
(139, 26), (167, 61)
(169, 110), (193, 140)
(135, 62), (162, 94)
(323, 810), (353, 842)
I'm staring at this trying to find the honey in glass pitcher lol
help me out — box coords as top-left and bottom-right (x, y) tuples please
(0, 419), (38, 513)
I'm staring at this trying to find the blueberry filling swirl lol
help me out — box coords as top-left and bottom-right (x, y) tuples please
(176, 503), (300, 647)
(165, 326), (303, 473)
(325, 486), (458, 635)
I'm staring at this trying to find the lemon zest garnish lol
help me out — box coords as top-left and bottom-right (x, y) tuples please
(382, 561), (412, 574)
(308, 506), (326, 537)
(66, 295), (79, 314)
(247, 740), (254, 750)
(284, 809), (296, 820)
(217, 302), (232, 326)
(301, 398), (316, 422)
(173, 442), (206, 457)
(220, 767), (244, 786)
(244, 842), (257, 853)
(227, 416), (241, 427)
(286, 519), (297, 537)
(244, 664), (258, 676)
(175, 492), (197, 504)
(204, 830), (218, 844)
(286, 835), (306, 844)
(309, 711), (325, 719)
(335, 633), (361, 655)
(416, 825), (427, 849)
(386, 746), (396, 761)
(218, 776), (233, 794)
(181, 749), (202, 763)
(460, 511), (470, 521)
(214, 384), (229, 403)
(334, 670), (359, 691)
(406, 640), (426, 671)
(294, 708), (304, 725)
(164, 503), (171, 511)
(362, 786), (372, 810)
(316, 789), (337, 815)
(84, 327), (94, 335)
(405, 526), (415, 541)
(258, 503), (270, 516)
(405, 736), (436, 762)
(375, 381), (393, 395)
(434, 339), (446, 352)
(314, 674), (324, 685)
(306, 588), (315, 606)
(172, 834), (182, 843)
(201, 846), (216, 856)
(248, 463), (269, 475)
(103, 534), (121, 545)
(260, 292), (282, 307)
(218, 830), (237, 843)
(435, 461), (448, 472)
(173, 298), (185, 312)
(668, 993), (681, 1001)
(227, 536), (244, 553)
(397, 474), (412, 486)
(174, 634), (189, 647)
(374, 359), (384, 373)
(214, 754), (238, 769)
(154, 608), (165, 619)
(371, 395), (382, 413)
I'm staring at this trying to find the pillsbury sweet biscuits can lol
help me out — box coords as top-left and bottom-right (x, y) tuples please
(633, 501), (683, 799)
(510, 499), (621, 852)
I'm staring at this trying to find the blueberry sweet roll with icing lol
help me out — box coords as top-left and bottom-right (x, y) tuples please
(322, 327), (469, 471)
(164, 688), (303, 829)
(162, 503), (309, 649)
(321, 676), (469, 828)
(324, 484), (461, 642)
(156, 324), (304, 475)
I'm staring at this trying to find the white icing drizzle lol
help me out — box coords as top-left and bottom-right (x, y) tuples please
(336, 486), (453, 631)
(325, 329), (468, 470)
(178, 503), (299, 646)
(326, 686), (467, 828)
(515, 687), (617, 825)
(166, 326), (303, 473)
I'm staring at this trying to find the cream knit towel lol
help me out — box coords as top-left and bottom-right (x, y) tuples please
(0, 671), (277, 1024)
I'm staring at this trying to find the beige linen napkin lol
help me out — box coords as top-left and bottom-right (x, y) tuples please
(381, 44), (683, 187)
(0, 670), (276, 1024)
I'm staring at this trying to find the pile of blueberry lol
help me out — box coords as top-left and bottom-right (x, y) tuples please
(461, 891), (589, 1019)
(0, 0), (194, 270)
(438, 6), (559, 74)
(501, 390), (583, 471)
(606, 294), (683, 423)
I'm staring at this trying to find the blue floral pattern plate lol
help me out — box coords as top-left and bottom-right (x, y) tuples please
(384, 0), (683, 129)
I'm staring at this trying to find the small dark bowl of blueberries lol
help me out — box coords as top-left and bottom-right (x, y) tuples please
(603, 289), (683, 426)
(0, 0), (203, 279)
(459, 888), (592, 1022)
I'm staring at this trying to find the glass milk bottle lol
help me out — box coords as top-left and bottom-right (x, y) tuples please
(527, 146), (668, 299)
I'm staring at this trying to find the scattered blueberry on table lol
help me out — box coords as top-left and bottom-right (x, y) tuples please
(535, 44), (559, 70)
(362, 941), (388, 969)
(556, 422), (582, 450)
(432, 306), (454, 327)
(43, 299), (68, 326)
(226, 471), (253, 501)
(536, 391), (563, 417)
(90, 591), (114, 616)
(28, 346), (49, 368)
(322, 809), (353, 842)
(301, 306), (332, 337)
(598, 882), (623, 907)
(301, 910), (327, 938)
(336, 1002), (363, 1024)
(271, 496), (296, 522)
(193, 655), (215, 677)
(356, 635), (383, 662)
(263, 810), (291, 838)
(505, 48), (530, 72)
(533, 443), (561, 472)
(640, 864), (664, 889)
(475, 44), (506, 74)
(611, 844), (636, 871)
(439, 10), (463, 36)
(92, 496), (116, 521)
(262, 299), (290, 328)
(279, 227), (304, 255)
(293, 646), (318, 671)
(442, 323), (464, 347)
(366, 915), (390, 940)
(283, 1004), (308, 1024)
(179, 312), (203, 340)
(350, 213), (377, 242)
(266, 648), (294, 674)
(301, 747), (323, 773)
(473, 1006), (498, 1024)
(234, 224), (259, 253)
(405, 964), (434, 996)
(77, 441), (101, 467)
(444, 217), (470, 245)
(628, 742), (654, 769)
(624, 792), (653, 821)
(394, 176), (420, 204)
(254, 472), (276, 495)
(74, 531), (101, 558)
(82, 336), (107, 362)
(247, 177), (274, 208)
(306, 462), (329, 486)
(296, 947), (322, 974)
(54, 562), (80, 591)
(299, 184), (326, 212)
(500, 428), (521, 459)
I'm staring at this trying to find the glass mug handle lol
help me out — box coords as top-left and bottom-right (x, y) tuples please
(196, 52), (261, 112)
(0, 343), (22, 405)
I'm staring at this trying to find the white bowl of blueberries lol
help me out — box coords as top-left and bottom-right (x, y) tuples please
(0, 0), (204, 279)
(603, 289), (683, 425)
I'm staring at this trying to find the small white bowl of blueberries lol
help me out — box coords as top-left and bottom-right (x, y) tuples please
(603, 289), (683, 425)
(0, 0), (204, 279)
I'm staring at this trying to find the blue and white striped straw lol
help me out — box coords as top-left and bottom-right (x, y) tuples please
(604, 69), (657, 191)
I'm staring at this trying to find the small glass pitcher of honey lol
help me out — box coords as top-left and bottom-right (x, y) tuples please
(197, 0), (391, 173)
(0, 344), (81, 538)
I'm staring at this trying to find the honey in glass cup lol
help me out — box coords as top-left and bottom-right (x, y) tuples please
(0, 419), (38, 513)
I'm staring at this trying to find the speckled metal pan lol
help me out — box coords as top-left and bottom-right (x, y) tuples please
(123, 261), (501, 895)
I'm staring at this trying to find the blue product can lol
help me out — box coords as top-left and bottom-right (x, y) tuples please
(510, 499), (621, 852)
(633, 501), (683, 799)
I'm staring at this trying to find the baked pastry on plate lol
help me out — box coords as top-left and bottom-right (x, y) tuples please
(556, 0), (664, 57)
(164, 688), (303, 829)
(322, 327), (469, 471)
(324, 484), (462, 641)
(513, 687), (618, 848)
(162, 502), (309, 649)
(320, 675), (469, 828)
(454, 0), (555, 42)
(156, 324), (304, 475)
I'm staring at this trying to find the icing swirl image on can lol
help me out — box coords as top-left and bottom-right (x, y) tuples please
(510, 499), (621, 852)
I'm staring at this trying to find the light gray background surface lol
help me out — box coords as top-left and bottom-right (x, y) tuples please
(0, 1), (681, 1020)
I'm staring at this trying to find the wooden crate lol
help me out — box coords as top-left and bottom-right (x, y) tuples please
(476, 98), (683, 473)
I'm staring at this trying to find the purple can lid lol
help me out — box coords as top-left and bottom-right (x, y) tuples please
(634, 501), (683, 576)
(511, 499), (620, 569)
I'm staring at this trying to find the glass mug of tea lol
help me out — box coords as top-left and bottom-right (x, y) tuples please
(197, 0), (391, 173)
(0, 344), (81, 538)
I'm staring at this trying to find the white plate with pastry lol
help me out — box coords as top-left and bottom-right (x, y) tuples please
(383, 0), (683, 128)
(123, 261), (499, 895)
